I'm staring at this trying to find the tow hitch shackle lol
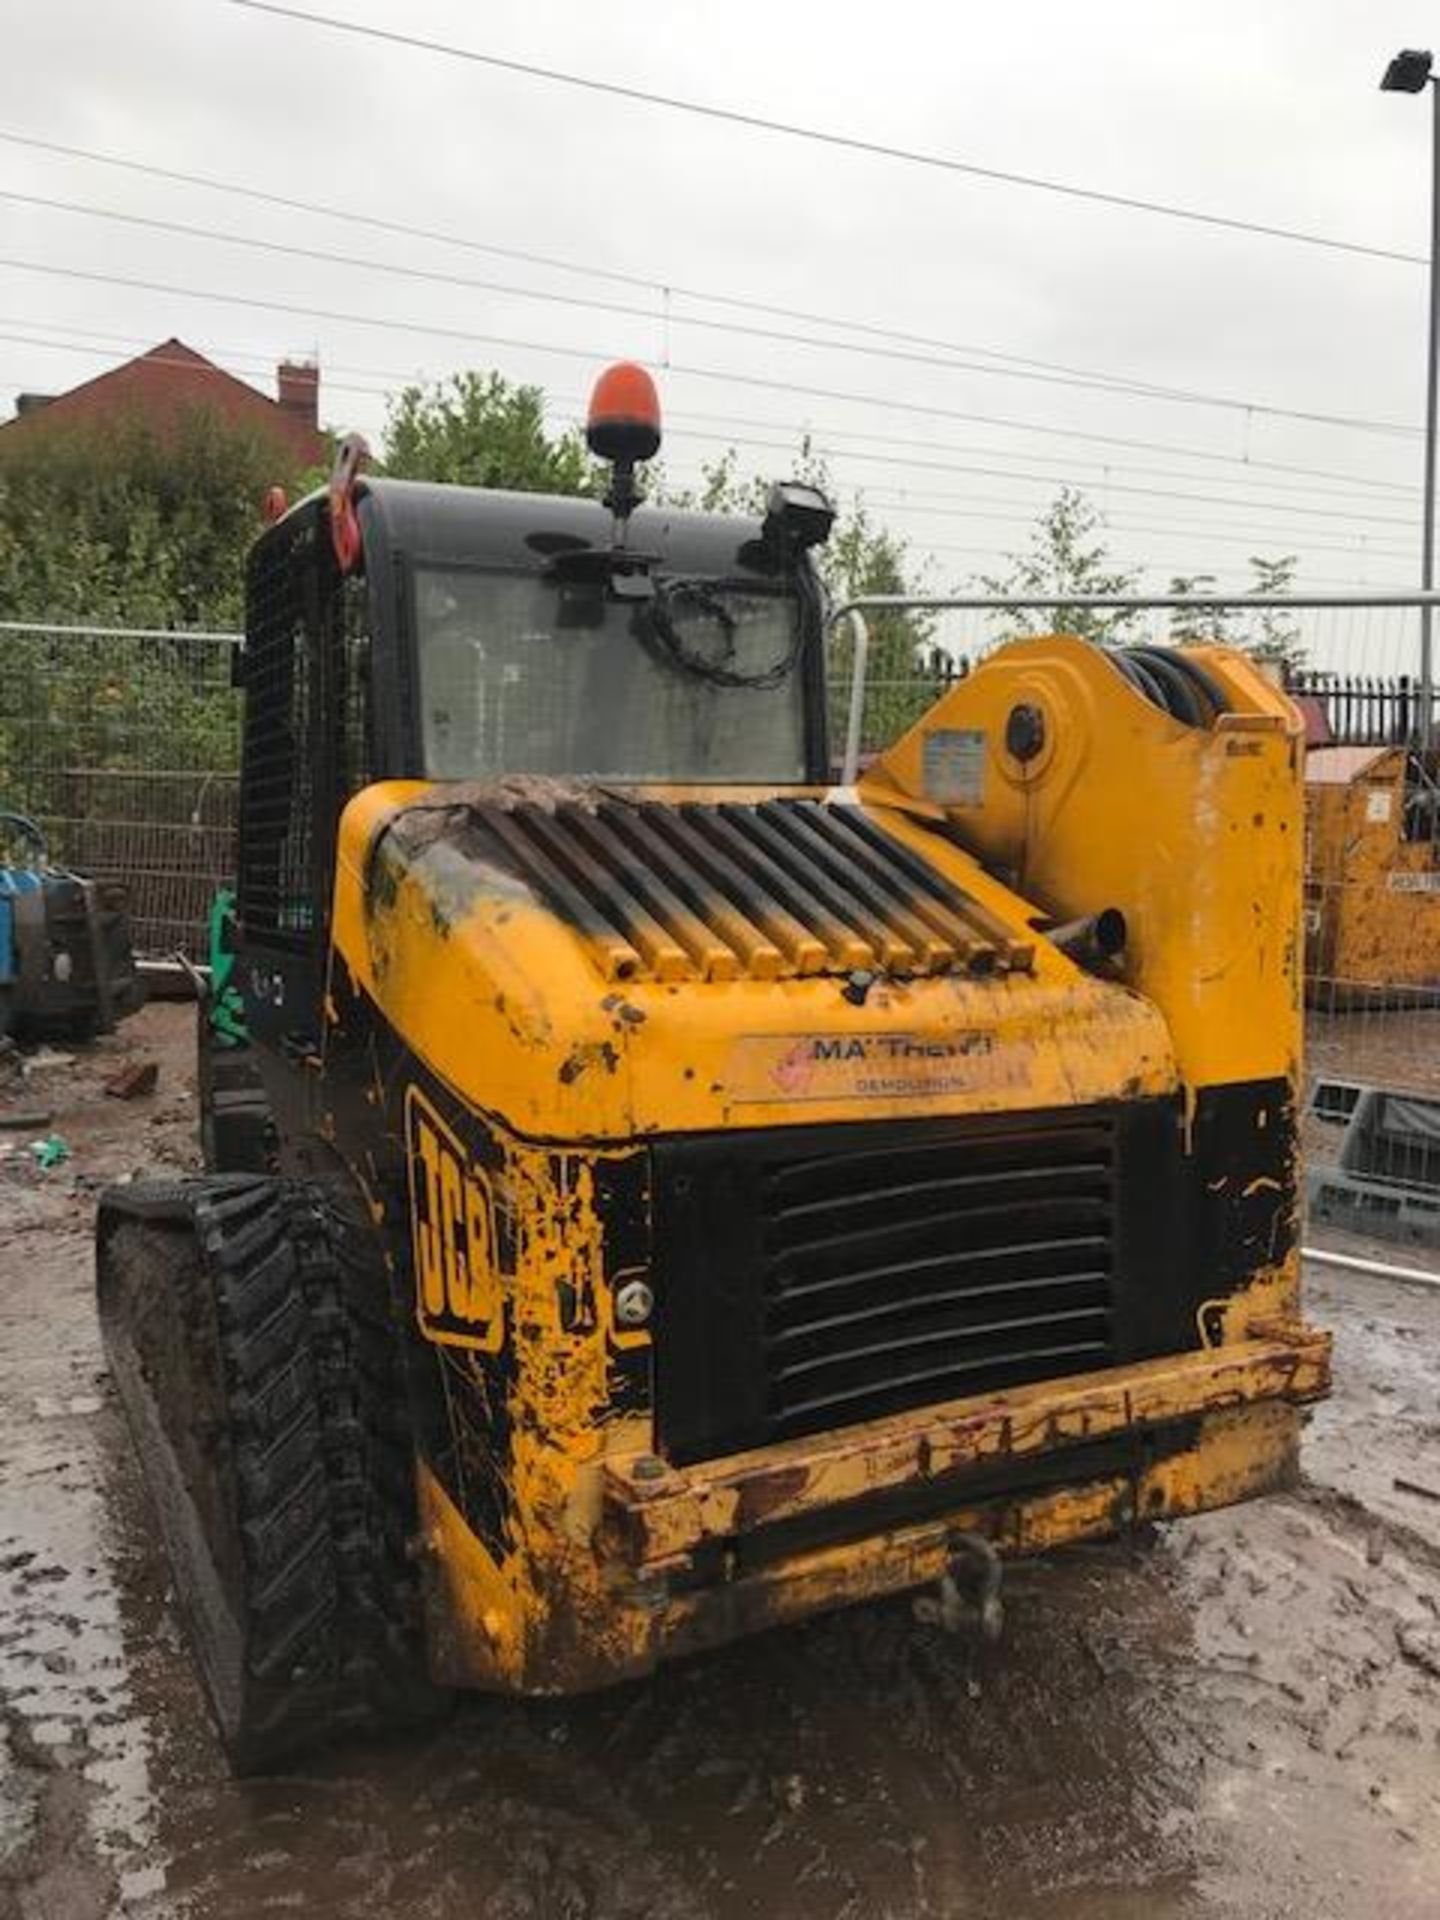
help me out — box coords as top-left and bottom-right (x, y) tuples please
(913, 1532), (1005, 1641)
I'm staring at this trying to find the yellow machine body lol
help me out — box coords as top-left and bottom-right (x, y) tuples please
(304, 633), (1327, 1694)
(1305, 743), (1440, 1000)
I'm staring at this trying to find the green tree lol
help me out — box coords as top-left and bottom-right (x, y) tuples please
(0, 406), (314, 628)
(1167, 573), (1238, 644)
(825, 503), (949, 751)
(0, 406), (312, 856)
(1168, 558), (1304, 671)
(381, 371), (595, 493)
(978, 488), (1141, 644)
(1244, 554), (1305, 673)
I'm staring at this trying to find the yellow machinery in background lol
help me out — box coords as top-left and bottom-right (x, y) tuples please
(96, 364), (1330, 1770)
(1305, 742), (1440, 1003)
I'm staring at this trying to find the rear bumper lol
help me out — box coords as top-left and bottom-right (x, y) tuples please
(602, 1324), (1331, 1581)
(419, 1322), (1330, 1694)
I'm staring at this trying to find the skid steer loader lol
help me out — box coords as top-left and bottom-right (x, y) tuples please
(97, 363), (1330, 1770)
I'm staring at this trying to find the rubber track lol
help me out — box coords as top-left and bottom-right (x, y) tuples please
(103, 1175), (440, 1770)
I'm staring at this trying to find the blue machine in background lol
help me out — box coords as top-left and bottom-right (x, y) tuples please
(0, 812), (143, 1041)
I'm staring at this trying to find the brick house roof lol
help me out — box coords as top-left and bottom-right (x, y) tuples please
(3, 338), (327, 467)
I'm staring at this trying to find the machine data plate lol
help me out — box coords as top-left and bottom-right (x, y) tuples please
(922, 729), (986, 805)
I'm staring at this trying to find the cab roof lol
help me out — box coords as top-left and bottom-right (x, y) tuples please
(354, 477), (783, 582)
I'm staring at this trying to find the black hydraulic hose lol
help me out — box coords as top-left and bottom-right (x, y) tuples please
(1110, 645), (1231, 726)
(1124, 647), (1207, 727)
(1153, 647), (1229, 719)
(1111, 650), (1169, 712)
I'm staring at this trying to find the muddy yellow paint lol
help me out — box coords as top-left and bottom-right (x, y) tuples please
(331, 785), (1180, 1144)
(601, 1328), (1330, 1578)
(862, 637), (1305, 1094)
(316, 636), (1322, 1693)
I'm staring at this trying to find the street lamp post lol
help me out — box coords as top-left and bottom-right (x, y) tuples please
(1381, 47), (1438, 751)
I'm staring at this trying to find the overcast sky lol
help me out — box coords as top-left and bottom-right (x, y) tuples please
(2, 0), (1437, 666)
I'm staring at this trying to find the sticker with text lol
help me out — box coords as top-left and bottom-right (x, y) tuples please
(727, 1030), (1026, 1103)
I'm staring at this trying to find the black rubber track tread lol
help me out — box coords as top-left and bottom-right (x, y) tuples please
(100, 1174), (445, 1771)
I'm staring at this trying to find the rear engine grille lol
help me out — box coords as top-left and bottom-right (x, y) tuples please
(392, 795), (1032, 981)
(650, 1105), (1189, 1467)
(759, 1121), (1115, 1437)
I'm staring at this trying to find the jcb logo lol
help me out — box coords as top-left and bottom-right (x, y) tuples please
(404, 1086), (504, 1352)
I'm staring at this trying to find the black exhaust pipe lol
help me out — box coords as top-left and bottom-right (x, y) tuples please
(1050, 907), (1127, 969)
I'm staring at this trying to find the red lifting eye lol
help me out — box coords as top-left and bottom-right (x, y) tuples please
(586, 361), (661, 464)
(328, 433), (369, 574)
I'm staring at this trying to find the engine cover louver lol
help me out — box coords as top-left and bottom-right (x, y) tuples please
(435, 796), (1033, 981)
(647, 1102), (1196, 1466)
(756, 1119), (1117, 1438)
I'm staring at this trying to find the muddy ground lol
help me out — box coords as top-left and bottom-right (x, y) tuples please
(1, 1004), (1438, 1920)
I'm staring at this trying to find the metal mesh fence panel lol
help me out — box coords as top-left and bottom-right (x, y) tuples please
(825, 602), (1437, 762)
(1, 599), (1436, 1243)
(1301, 724), (1440, 1245)
(0, 621), (241, 958)
(826, 594), (1440, 1243)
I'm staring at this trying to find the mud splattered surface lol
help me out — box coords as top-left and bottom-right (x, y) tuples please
(2, 1004), (1438, 1919)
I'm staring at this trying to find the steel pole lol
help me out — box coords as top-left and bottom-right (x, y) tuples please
(1423, 79), (1440, 749)
(1303, 1244), (1440, 1292)
(840, 610), (871, 786)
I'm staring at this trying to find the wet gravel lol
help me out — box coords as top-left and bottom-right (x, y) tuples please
(1, 1003), (1438, 1920)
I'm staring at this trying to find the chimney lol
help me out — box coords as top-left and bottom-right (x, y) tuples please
(276, 359), (319, 431)
(15, 392), (54, 417)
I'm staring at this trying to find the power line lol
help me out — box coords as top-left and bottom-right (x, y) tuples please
(655, 421), (1418, 528)
(0, 363), (1413, 582)
(0, 327), (392, 405)
(872, 477), (1413, 530)
(618, 463), (1415, 556)
(0, 189), (1253, 414)
(648, 456), (1419, 558)
(870, 497), (1416, 560)
(0, 316), (1420, 557)
(917, 536), (1415, 585)
(228, 1), (1427, 269)
(2, 187), (1419, 437)
(0, 251), (643, 362)
(2, 255), (1428, 487)
(1122, 565), (1414, 589)
(1, 311), (1419, 503)
(5, 311), (1428, 568)
(0, 126), (1346, 400)
(0, 127), (1423, 474)
(5, 317), (1419, 552)
(634, 404), (1420, 501)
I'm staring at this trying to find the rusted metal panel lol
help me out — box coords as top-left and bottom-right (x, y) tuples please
(1304, 744), (1439, 997)
(647, 1398), (1304, 1668)
(600, 1329), (1332, 1577)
